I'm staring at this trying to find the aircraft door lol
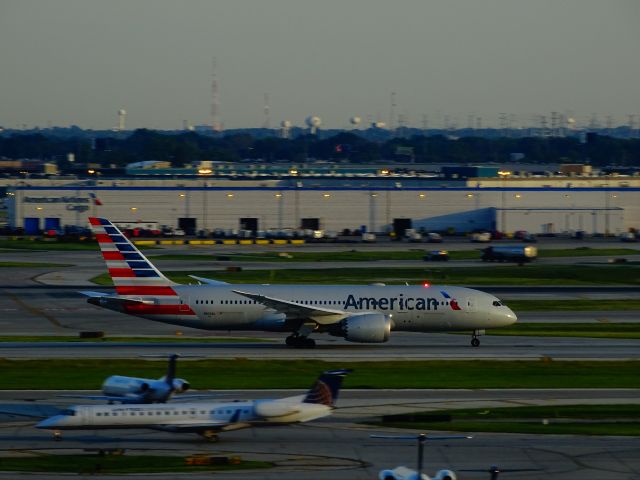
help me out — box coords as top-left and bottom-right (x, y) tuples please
(464, 297), (477, 313)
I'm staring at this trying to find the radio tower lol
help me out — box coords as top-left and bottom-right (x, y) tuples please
(389, 91), (397, 131)
(263, 93), (271, 129)
(211, 57), (222, 132)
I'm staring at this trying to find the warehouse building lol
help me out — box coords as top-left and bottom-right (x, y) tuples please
(6, 182), (635, 236)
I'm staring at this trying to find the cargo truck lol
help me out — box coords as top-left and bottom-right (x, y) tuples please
(481, 245), (537, 265)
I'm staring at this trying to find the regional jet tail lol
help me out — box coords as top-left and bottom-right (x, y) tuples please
(37, 369), (351, 442)
(84, 217), (517, 347)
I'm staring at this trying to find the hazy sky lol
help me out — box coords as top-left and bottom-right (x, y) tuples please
(1, 0), (639, 130)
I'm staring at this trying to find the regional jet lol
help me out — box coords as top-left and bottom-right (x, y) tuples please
(37, 369), (350, 442)
(83, 218), (516, 347)
(62, 354), (194, 404)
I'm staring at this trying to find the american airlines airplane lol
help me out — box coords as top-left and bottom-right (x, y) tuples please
(83, 218), (517, 347)
(37, 369), (350, 441)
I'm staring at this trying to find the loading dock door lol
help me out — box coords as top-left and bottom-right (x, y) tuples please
(178, 218), (196, 236)
(44, 217), (61, 232)
(24, 218), (40, 235)
(392, 218), (412, 238)
(239, 218), (258, 235)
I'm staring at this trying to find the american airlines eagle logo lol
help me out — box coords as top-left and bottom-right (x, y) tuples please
(440, 291), (462, 311)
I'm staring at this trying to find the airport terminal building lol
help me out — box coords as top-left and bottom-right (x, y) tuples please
(6, 177), (637, 236)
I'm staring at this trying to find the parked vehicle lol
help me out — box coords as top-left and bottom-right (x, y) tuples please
(470, 231), (491, 243)
(423, 250), (449, 261)
(425, 232), (443, 243)
(404, 228), (423, 242)
(481, 245), (537, 265)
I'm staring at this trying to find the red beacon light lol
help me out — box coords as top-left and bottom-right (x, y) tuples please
(422, 282), (431, 288)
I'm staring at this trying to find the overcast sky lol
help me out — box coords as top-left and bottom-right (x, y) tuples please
(1, 0), (639, 130)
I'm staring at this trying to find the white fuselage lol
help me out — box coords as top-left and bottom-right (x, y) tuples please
(146, 284), (516, 332)
(36, 397), (330, 432)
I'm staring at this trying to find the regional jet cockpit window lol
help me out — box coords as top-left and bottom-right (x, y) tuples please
(61, 409), (76, 416)
(492, 300), (504, 306)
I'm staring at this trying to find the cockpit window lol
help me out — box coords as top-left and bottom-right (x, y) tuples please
(492, 300), (503, 306)
(61, 409), (76, 416)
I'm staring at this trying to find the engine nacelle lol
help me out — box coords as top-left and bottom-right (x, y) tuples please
(171, 378), (190, 393)
(330, 313), (390, 343)
(433, 470), (457, 480)
(102, 376), (150, 397)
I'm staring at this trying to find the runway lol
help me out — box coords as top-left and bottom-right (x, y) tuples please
(1, 243), (640, 478)
(1, 332), (639, 360)
(1, 389), (639, 480)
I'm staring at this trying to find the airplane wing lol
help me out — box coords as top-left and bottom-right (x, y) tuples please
(232, 290), (347, 325)
(188, 275), (229, 285)
(153, 410), (248, 433)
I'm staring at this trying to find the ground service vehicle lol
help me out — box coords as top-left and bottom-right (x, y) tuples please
(481, 245), (537, 265)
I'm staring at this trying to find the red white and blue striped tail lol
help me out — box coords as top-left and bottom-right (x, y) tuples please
(88, 217), (177, 297)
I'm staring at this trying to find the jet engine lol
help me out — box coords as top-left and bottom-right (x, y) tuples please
(170, 378), (190, 393)
(330, 313), (391, 343)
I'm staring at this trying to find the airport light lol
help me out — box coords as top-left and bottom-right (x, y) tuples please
(514, 193), (521, 199)
(323, 193), (331, 198)
(130, 207), (137, 212)
(227, 193), (234, 198)
(466, 193), (474, 198)
(419, 193), (426, 198)
(36, 206), (43, 211)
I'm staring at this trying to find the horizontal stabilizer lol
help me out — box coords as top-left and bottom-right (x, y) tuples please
(188, 275), (229, 285)
(78, 291), (109, 298)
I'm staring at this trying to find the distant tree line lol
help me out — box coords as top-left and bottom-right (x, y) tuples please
(1, 129), (639, 169)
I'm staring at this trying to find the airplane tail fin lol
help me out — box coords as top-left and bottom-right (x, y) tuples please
(88, 217), (177, 296)
(303, 369), (352, 407)
(164, 354), (179, 386)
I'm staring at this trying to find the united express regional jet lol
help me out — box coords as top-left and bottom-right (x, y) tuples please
(83, 218), (517, 347)
(37, 369), (350, 441)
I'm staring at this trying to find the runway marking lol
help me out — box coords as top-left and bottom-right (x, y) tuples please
(0, 289), (68, 330)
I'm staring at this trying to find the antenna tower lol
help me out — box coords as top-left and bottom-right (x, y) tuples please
(263, 93), (271, 129)
(211, 57), (222, 132)
(389, 92), (397, 131)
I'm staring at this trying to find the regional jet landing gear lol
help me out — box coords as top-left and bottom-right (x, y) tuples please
(200, 431), (219, 442)
(471, 329), (485, 347)
(285, 323), (316, 348)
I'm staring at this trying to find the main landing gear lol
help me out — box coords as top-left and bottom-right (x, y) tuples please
(285, 334), (316, 348)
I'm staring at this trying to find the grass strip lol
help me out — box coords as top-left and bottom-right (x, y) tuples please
(0, 240), (99, 251)
(91, 264), (640, 286)
(485, 322), (640, 339)
(0, 336), (268, 343)
(373, 404), (640, 436)
(0, 454), (271, 474)
(507, 299), (640, 311)
(0, 262), (71, 268)
(1, 359), (639, 390)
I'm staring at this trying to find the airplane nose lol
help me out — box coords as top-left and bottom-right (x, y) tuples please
(501, 306), (517, 326)
(36, 416), (60, 429)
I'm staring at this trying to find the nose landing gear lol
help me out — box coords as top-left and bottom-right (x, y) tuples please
(471, 329), (484, 347)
